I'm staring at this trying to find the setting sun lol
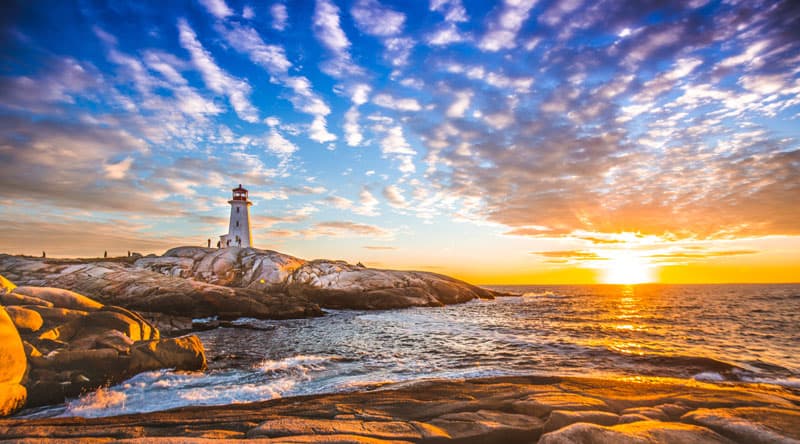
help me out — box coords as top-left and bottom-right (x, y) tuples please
(602, 250), (655, 284)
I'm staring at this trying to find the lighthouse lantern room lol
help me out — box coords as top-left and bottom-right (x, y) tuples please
(219, 184), (253, 248)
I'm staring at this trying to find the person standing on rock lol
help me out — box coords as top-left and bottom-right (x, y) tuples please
(207, 238), (211, 248)
(42, 251), (46, 258)
(104, 251), (107, 258)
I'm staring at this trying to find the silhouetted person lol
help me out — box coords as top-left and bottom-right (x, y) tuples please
(128, 251), (131, 257)
(207, 238), (211, 248)
(104, 250), (107, 258)
(42, 251), (46, 258)
(217, 240), (220, 248)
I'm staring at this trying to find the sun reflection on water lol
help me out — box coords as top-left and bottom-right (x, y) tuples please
(605, 285), (649, 355)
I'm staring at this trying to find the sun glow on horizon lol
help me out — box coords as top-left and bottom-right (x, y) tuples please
(602, 250), (655, 284)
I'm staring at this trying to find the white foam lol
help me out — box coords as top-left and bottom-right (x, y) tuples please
(64, 387), (127, 416)
(741, 376), (800, 388)
(693, 371), (725, 382)
(256, 354), (339, 373)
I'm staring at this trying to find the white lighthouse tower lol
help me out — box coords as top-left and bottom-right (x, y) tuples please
(219, 184), (253, 248)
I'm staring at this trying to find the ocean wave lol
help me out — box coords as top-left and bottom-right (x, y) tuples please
(692, 371), (726, 382)
(64, 387), (127, 416)
(256, 354), (343, 373)
(522, 291), (561, 298)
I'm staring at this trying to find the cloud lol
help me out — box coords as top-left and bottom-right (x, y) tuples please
(430, 0), (468, 22)
(442, 62), (533, 93)
(379, 126), (416, 174)
(427, 0), (469, 46)
(344, 107), (364, 146)
(351, 0), (414, 66)
(351, 0), (405, 37)
(427, 23), (469, 46)
(104, 157), (134, 180)
(313, 0), (362, 77)
(0, 117), (163, 214)
(242, 5), (255, 19)
(446, 91), (472, 118)
(266, 128), (298, 156)
(539, 0), (582, 27)
(177, 19), (258, 122)
(314, 0), (349, 52)
(533, 250), (607, 263)
(382, 185), (408, 208)
(363, 245), (397, 250)
(411, 1), (800, 243)
(309, 115), (337, 143)
(217, 23), (335, 142)
(354, 188), (380, 216)
(308, 221), (390, 238)
(649, 250), (759, 261)
(198, 0), (233, 19)
(0, 57), (101, 112)
(322, 195), (354, 209)
(270, 3), (288, 30)
(479, 0), (538, 51)
(373, 93), (422, 111)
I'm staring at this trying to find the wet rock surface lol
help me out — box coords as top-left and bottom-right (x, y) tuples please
(1, 375), (798, 442)
(0, 276), (208, 413)
(0, 247), (500, 318)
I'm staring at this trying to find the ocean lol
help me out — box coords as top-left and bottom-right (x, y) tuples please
(19, 283), (800, 418)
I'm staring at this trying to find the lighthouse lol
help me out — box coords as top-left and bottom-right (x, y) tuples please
(219, 184), (253, 248)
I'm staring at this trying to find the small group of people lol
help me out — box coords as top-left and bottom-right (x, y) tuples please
(41, 250), (135, 259)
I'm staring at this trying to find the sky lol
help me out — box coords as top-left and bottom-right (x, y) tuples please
(1, 0), (799, 284)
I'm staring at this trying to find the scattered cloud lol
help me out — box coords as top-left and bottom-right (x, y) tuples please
(198, 0), (233, 20)
(270, 3), (288, 30)
(177, 19), (258, 122)
(479, 0), (537, 51)
(382, 185), (408, 208)
(354, 188), (380, 216)
(351, 0), (405, 37)
(373, 93), (422, 111)
(313, 0), (362, 77)
(307, 221), (390, 238)
(104, 156), (134, 180)
(533, 250), (607, 263)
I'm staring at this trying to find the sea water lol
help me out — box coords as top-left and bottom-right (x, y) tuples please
(19, 284), (800, 418)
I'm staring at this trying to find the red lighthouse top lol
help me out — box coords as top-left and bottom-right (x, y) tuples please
(231, 184), (249, 201)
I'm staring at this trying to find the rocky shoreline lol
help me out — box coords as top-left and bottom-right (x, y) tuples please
(0, 275), (207, 415)
(0, 247), (507, 418)
(1, 375), (799, 442)
(0, 247), (502, 323)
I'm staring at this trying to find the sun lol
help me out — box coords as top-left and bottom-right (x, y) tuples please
(602, 250), (655, 284)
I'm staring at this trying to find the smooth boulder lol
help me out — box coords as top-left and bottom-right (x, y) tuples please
(11, 286), (103, 311)
(130, 335), (207, 373)
(3, 306), (43, 333)
(0, 306), (27, 416)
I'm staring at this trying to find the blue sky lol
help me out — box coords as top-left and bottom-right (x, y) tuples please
(1, 0), (799, 283)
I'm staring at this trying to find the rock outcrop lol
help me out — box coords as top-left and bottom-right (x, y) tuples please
(0, 247), (500, 319)
(0, 276), (208, 413)
(1, 375), (798, 442)
(0, 306), (27, 417)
